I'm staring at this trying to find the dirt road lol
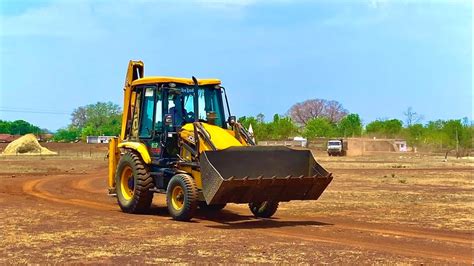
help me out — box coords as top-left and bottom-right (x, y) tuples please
(1, 153), (472, 264)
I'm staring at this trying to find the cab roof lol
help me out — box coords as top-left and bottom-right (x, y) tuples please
(131, 76), (221, 86)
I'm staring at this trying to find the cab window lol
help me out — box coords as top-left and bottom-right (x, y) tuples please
(155, 94), (163, 132)
(139, 87), (155, 138)
(180, 86), (225, 127)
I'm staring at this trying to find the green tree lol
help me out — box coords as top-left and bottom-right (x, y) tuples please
(303, 117), (337, 139)
(238, 115), (270, 141)
(338, 113), (362, 137)
(424, 120), (448, 149)
(238, 116), (258, 130)
(406, 123), (425, 148)
(71, 106), (87, 128)
(51, 101), (122, 142)
(0, 120), (12, 133)
(419, 119), (473, 154)
(82, 102), (121, 131)
(267, 114), (297, 140)
(366, 119), (403, 138)
(384, 119), (403, 137)
(0, 120), (42, 135)
(238, 114), (297, 141)
(52, 127), (81, 142)
(442, 119), (472, 151)
(81, 125), (96, 139)
(365, 120), (384, 135)
(68, 101), (122, 140)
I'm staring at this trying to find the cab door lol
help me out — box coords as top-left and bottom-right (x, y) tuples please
(137, 85), (163, 157)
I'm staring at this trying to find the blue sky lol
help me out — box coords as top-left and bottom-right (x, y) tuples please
(0, 0), (472, 130)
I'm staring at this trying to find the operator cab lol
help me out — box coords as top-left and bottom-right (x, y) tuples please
(123, 77), (228, 162)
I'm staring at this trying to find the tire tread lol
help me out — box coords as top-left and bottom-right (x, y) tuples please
(116, 151), (154, 213)
(166, 174), (198, 221)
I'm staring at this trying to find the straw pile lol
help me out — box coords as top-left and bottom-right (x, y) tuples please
(2, 134), (56, 155)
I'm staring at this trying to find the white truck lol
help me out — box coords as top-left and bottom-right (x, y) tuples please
(327, 139), (346, 156)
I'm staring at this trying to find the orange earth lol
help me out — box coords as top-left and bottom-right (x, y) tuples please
(0, 143), (472, 264)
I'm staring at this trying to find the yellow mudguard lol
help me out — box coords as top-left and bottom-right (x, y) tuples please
(118, 142), (152, 164)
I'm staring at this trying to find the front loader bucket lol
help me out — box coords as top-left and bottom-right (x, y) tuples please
(200, 146), (333, 205)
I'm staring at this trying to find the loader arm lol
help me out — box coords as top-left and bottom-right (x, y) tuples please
(120, 60), (144, 140)
(178, 122), (333, 205)
(109, 60), (145, 194)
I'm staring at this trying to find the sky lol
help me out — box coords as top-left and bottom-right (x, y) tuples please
(0, 0), (472, 131)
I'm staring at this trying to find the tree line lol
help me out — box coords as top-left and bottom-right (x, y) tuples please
(2, 99), (472, 154)
(0, 102), (121, 142)
(239, 99), (473, 154)
(0, 120), (45, 135)
(53, 102), (121, 142)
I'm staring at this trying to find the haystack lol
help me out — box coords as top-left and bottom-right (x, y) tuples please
(2, 134), (56, 155)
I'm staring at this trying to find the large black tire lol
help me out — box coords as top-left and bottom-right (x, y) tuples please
(115, 152), (154, 213)
(249, 201), (279, 218)
(166, 174), (198, 221)
(198, 202), (227, 211)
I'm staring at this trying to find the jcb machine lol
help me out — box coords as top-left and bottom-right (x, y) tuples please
(108, 60), (333, 221)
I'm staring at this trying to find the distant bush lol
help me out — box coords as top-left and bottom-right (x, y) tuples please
(0, 120), (43, 135)
(52, 127), (81, 142)
(366, 119), (403, 138)
(238, 114), (297, 141)
(53, 101), (122, 142)
(238, 112), (472, 155)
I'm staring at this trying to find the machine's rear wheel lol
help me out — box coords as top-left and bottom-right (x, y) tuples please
(166, 174), (198, 221)
(198, 202), (227, 211)
(249, 201), (279, 218)
(115, 152), (154, 213)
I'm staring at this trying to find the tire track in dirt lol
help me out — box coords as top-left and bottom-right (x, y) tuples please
(259, 228), (472, 263)
(22, 176), (112, 211)
(224, 205), (472, 245)
(332, 167), (473, 172)
(199, 212), (472, 263)
(24, 173), (472, 246)
(330, 222), (471, 245)
(71, 175), (105, 194)
(21, 174), (473, 264)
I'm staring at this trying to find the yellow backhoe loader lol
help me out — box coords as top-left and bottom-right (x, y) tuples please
(107, 60), (333, 221)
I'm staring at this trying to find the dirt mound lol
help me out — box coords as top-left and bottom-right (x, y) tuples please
(2, 134), (56, 155)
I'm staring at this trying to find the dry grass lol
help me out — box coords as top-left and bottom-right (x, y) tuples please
(281, 154), (473, 231)
(0, 150), (472, 264)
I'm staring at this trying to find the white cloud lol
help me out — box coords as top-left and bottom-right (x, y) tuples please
(0, 1), (106, 39)
(0, 0), (261, 38)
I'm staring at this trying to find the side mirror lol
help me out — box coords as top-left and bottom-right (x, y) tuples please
(227, 115), (236, 126)
(165, 114), (173, 126)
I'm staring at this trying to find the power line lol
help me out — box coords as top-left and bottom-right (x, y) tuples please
(0, 106), (71, 112)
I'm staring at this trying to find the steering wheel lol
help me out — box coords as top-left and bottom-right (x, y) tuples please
(184, 111), (195, 122)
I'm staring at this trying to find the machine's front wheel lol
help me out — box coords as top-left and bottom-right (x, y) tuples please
(115, 152), (154, 213)
(166, 174), (198, 221)
(198, 202), (227, 211)
(249, 201), (279, 218)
